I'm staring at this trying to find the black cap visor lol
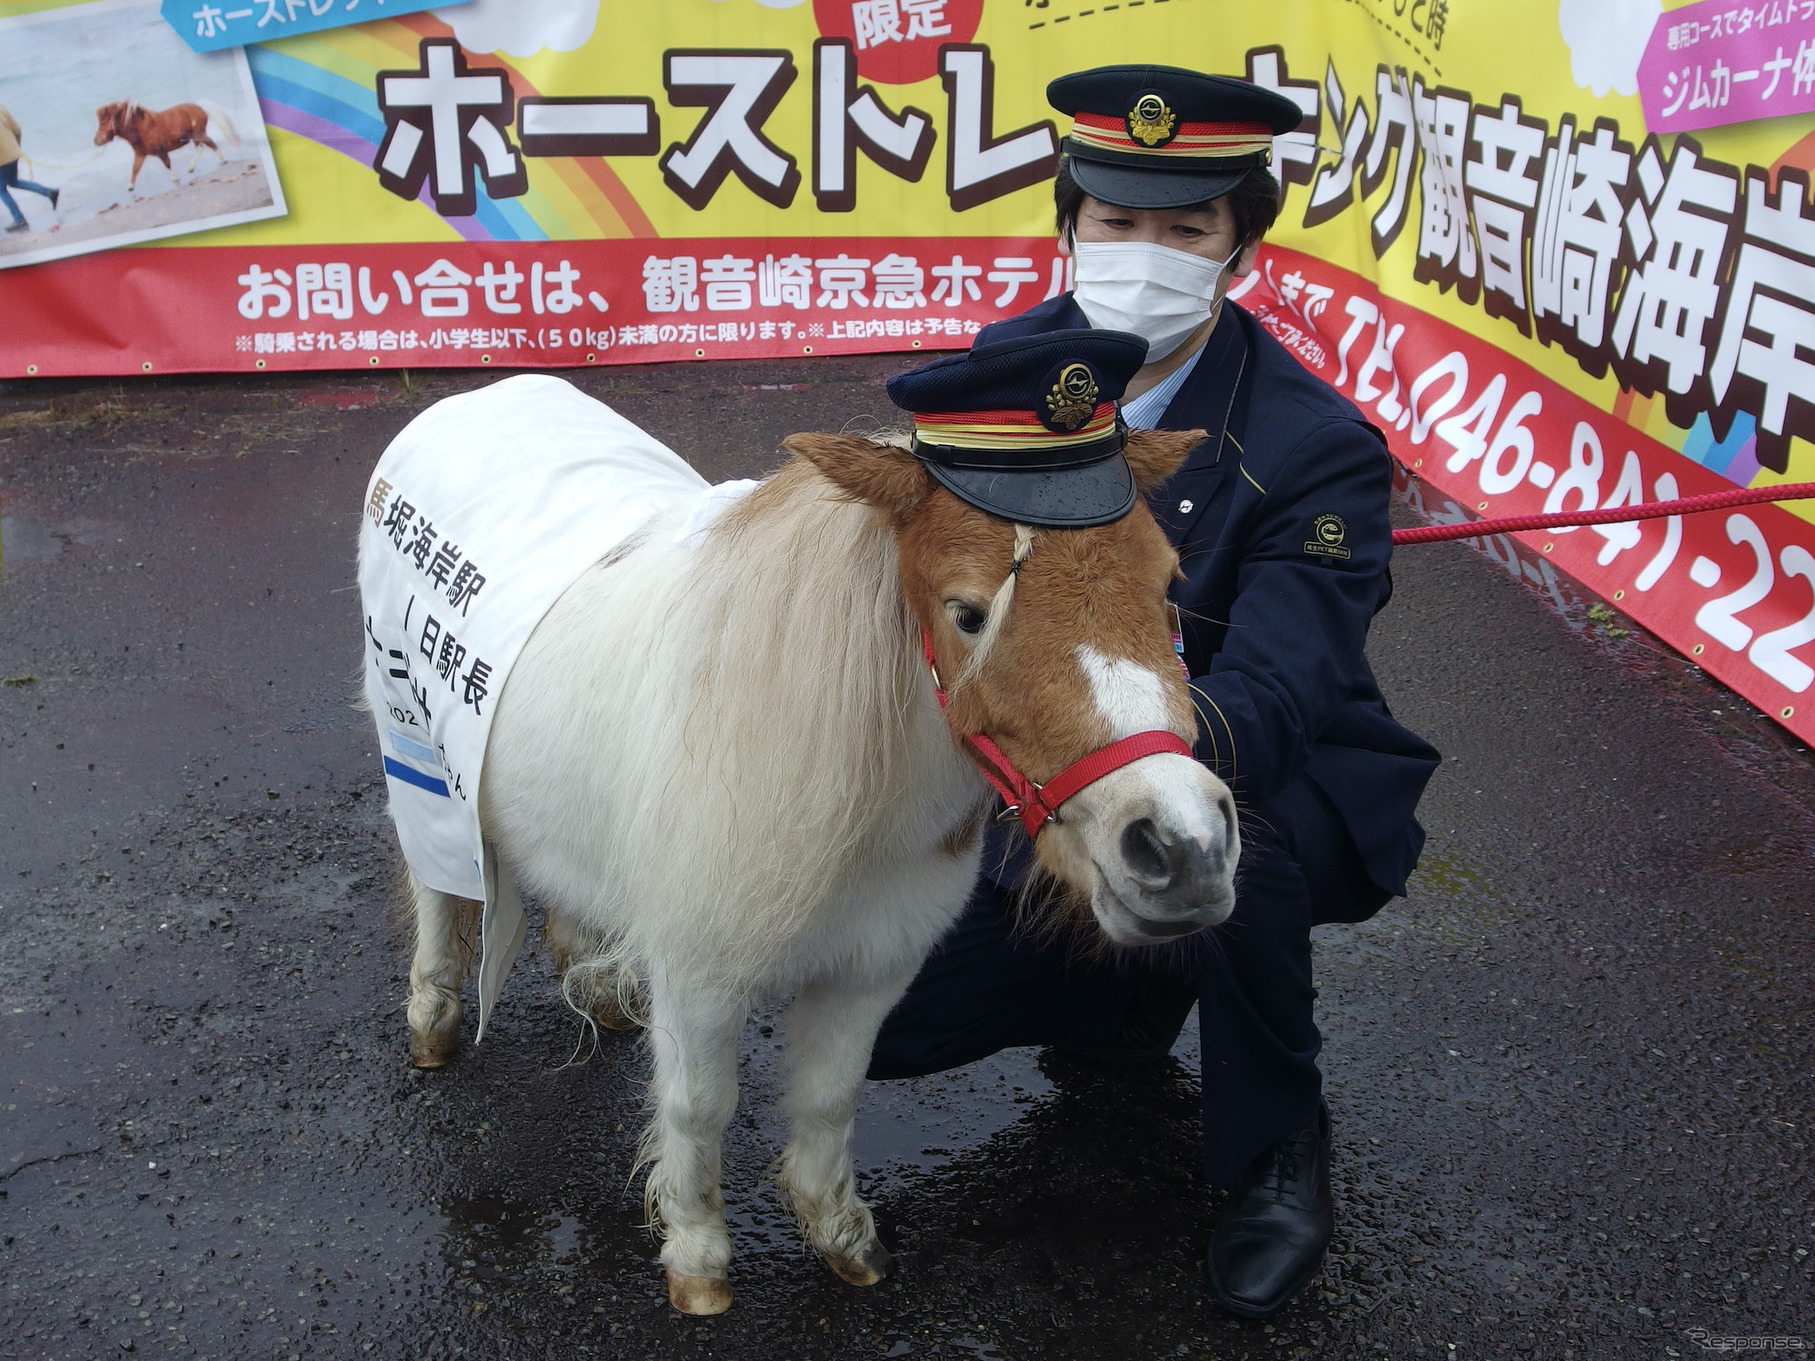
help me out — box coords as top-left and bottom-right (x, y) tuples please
(918, 449), (1138, 529)
(1066, 147), (1255, 210)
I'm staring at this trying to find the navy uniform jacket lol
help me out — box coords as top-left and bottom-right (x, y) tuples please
(979, 294), (1439, 897)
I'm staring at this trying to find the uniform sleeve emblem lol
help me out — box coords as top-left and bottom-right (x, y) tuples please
(1304, 513), (1351, 560)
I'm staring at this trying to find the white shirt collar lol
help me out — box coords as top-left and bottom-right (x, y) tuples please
(1119, 341), (1206, 431)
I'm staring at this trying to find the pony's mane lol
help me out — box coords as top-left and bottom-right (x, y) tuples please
(654, 458), (931, 967)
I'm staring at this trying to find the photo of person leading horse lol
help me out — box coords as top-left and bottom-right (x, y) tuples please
(0, 0), (284, 272)
(0, 102), (61, 235)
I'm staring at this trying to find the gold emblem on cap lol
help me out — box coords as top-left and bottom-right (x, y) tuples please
(1128, 93), (1177, 148)
(1046, 362), (1099, 431)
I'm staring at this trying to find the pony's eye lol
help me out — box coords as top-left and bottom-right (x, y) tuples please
(950, 603), (987, 636)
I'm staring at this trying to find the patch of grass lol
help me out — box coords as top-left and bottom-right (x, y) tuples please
(0, 396), (161, 435)
(1586, 602), (1630, 639)
(3, 674), (36, 687)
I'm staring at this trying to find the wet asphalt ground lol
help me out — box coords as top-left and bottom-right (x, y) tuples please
(0, 358), (1810, 1361)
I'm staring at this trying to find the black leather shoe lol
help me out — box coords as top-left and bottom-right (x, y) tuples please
(1206, 1101), (1334, 1319)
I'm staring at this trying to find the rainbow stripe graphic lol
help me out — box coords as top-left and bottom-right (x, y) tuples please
(248, 14), (656, 243)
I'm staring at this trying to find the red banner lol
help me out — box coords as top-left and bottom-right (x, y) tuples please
(1240, 243), (1815, 747)
(3, 238), (1061, 378)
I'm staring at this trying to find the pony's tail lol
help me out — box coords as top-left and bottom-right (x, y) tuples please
(198, 100), (238, 149)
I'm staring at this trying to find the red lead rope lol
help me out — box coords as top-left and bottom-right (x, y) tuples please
(912, 488), (1815, 819)
(921, 627), (1194, 839)
(1391, 481), (1815, 546)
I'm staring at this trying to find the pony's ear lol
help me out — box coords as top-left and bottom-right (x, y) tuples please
(1122, 428), (1206, 494)
(783, 433), (933, 520)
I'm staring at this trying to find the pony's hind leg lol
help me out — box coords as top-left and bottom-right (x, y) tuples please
(775, 970), (916, 1288)
(404, 869), (480, 1068)
(641, 968), (746, 1314)
(545, 910), (642, 1033)
(189, 136), (220, 175)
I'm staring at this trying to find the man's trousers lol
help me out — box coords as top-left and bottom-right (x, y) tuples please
(868, 774), (1389, 1188)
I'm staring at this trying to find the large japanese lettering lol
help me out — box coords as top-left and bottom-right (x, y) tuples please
(661, 50), (803, 210)
(812, 39), (936, 213)
(369, 38), (1055, 217)
(1264, 44), (1815, 474)
(375, 39), (527, 218)
(937, 46), (1058, 212)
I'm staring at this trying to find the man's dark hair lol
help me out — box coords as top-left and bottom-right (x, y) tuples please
(1053, 158), (1282, 249)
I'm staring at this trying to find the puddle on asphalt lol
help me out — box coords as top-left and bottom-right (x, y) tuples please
(856, 1053), (1054, 1172)
(441, 1196), (588, 1282)
(427, 1004), (1204, 1273)
(0, 507), (108, 571)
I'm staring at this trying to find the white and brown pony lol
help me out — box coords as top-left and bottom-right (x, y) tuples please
(93, 101), (227, 192)
(384, 402), (1238, 1314)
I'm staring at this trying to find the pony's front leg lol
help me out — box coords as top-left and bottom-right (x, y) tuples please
(776, 969), (916, 1288)
(643, 971), (746, 1315)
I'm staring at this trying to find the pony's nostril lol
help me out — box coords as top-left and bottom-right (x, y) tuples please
(1120, 817), (1172, 885)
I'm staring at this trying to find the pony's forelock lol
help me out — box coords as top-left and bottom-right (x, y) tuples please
(954, 523), (1035, 688)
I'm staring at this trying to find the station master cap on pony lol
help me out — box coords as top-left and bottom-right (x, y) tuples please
(1048, 64), (1304, 210)
(887, 329), (1149, 530)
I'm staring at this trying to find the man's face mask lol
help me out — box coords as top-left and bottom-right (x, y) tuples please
(1071, 238), (1243, 363)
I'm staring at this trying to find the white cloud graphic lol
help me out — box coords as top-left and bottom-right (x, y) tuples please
(1557, 0), (1662, 98)
(433, 0), (601, 57)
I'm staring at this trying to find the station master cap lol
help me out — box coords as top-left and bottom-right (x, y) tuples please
(886, 329), (1149, 529)
(1048, 64), (1304, 210)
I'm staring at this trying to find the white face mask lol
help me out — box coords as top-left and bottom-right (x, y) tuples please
(1071, 239), (1240, 363)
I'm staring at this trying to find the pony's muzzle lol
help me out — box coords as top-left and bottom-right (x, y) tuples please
(1117, 812), (1237, 931)
(1059, 755), (1239, 947)
(1110, 773), (1241, 921)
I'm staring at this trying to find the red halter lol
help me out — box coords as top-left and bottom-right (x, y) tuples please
(921, 627), (1194, 840)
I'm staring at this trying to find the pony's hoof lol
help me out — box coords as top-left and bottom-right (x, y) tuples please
(591, 999), (642, 1033)
(666, 1270), (732, 1315)
(826, 1242), (894, 1288)
(409, 1029), (460, 1068)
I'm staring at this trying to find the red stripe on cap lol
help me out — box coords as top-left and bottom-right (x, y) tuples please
(1069, 112), (1276, 158)
(1073, 112), (1275, 139)
(914, 401), (1117, 430)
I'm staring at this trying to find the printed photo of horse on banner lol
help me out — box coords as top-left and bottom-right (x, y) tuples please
(92, 100), (231, 195)
(0, 0), (283, 272)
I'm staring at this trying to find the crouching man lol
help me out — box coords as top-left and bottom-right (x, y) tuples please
(869, 63), (1440, 1320)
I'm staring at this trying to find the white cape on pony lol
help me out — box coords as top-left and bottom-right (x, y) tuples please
(358, 374), (754, 1035)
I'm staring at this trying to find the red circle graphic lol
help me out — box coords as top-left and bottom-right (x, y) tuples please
(812, 0), (984, 85)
